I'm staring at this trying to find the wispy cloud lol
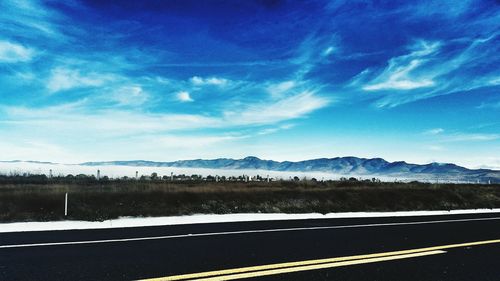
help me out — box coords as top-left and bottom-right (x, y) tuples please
(477, 101), (500, 110)
(422, 127), (499, 143)
(489, 77), (500, 86)
(0, 40), (35, 62)
(362, 41), (440, 91)
(424, 145), (444, 151)
(257, 124), (295, 136)
(46, 67), (114, 93)
(435, 132), (500, 143)
(0, 0), (498, 167)
(322, 46), (336, 57)
(0, 139), (72, 162)
(424, 128), (444, 135)
(225, 91), (329, 125)
(266, 81), (296, 98)
(440, 133), (500, 142)
(1, 105), (221, 137)
(0, 0), (63, 39)
(109, 86), (149, 107)
(190, 76), (229, 86)
(357, 34), (500, 108)
(152, 134), (246, 149)
(1, 89), (327, 139)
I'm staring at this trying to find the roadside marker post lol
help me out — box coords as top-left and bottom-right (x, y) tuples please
(64, 193), (68, 217)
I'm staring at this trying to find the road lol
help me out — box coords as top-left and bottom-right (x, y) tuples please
(1, 212), (500, 280)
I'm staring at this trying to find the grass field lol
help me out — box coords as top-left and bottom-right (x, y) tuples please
(1, 179), (499, 222)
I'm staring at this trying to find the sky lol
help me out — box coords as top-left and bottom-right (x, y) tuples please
(0, 0), (499, 169)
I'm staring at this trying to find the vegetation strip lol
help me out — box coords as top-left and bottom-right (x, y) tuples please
(1, 179), (499, 222)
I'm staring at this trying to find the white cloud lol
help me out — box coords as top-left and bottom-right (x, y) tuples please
(257, 124), (295, 136)
(360, 34), (500, 107)
(0, 40), (34, 62)
(176, 91), (194, 102)
(0, 139), (73, 163)
(488, 77), (500, 86)
(441, 133), (500, 142)
(224, 91), (329, 125)
(364, 77), (434, 91)
(474, 157), (500, 170)
(322, 46), (336, 57)
(422, 128), (498, 142)
(2, 90), (328, 138)
(0, 0), (62, 38)
(110, 86), (149, 106)
(477, 101), (500, 110)
(424, 128), (444, 135)
(190, 76), (228, 86)
(425, 145), (444, 151)
(363, 41), (440, 91)
(1, 104), (222, 137)
(46, 68), (113, 93)
(190, 76), (203, 85)
(266, 81), (296, 97)
(152, 135), (246, 149)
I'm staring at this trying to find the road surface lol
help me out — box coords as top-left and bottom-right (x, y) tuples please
(1, 212), (500, 280)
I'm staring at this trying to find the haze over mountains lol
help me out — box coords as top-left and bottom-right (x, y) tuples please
(80, 156), (500, 183)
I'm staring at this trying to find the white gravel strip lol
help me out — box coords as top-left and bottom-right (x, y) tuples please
(1, 209), (500, 233)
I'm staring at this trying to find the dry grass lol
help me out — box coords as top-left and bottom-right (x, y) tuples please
(1, 180), (499, 222)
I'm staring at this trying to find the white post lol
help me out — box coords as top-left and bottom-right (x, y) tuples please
(64, 193), (68, 217)
(135, 171), (138, 179)
(97, 169), (100, 180)
(171, 172), (174, 181)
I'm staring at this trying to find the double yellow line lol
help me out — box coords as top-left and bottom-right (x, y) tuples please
(138, 239), (500, 281)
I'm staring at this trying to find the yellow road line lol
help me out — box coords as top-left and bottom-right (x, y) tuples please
(138, 238), (500, 281)
(189, 250), (446, 281)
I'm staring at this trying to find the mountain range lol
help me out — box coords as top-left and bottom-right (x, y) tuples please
(81, 156), (500, 183)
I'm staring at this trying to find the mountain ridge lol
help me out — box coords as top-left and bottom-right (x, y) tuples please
(80, 156), (500, 182)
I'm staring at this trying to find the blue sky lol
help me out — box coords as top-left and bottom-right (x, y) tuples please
(0, 0), (499, 169)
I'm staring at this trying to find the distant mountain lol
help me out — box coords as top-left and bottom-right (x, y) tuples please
(0, 160), (57, 165)
(81, 156), (500, 183)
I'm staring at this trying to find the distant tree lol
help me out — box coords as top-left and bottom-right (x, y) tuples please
(293, 176), (300, 182)
(151, 172), (158, 180)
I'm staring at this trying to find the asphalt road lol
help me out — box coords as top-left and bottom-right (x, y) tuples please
(1, 213), (500, 281)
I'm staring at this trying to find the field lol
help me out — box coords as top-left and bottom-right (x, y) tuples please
(1, 175), (499, 222)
